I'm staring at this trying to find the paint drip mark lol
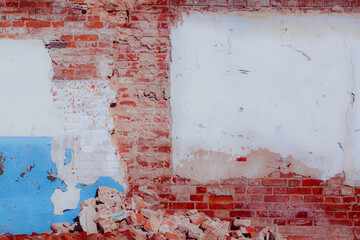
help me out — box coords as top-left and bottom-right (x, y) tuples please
(0, 155), (5, 175)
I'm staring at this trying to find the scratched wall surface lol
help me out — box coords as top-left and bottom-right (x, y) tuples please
(0, 39), (124, 234)
(171, 13), (360, 184)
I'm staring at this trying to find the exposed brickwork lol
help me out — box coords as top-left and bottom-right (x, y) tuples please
(159, 172), (360, 239)
(2, 0), (360, 239)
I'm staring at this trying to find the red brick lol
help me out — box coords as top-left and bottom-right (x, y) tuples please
(287, 219), (313, 226)
(326, 204), (351, 211)
(88, 16), (101, 22)
(343, 196), (356, 203)
(61, 35), (73, 41)
(334, 212), (348, 218)
(235, 186), (246, 194)
(302, 179), (323, 186)
(235, 203), (247, 209)
(251, 195), (264, 202)
(190, 195), (203, 201)
(229, 210), (252, 218)
(247, 187), (272, 194)
(352, 204), (360, 211)
(12, 21), (24, 27)
(325, 197), (341, 204)
(171, 202), (194, 209)
(196, 186), (207, 194)
(26, 21), (51, 28)
(119, 101), (137, 107)
(248, 179), (261, 186)
(0, 22), (11, 28)
(6, 2), (19, 7)
(287, 187), (312, 194)
(295, 211), (308, 218)
(158, 194), (175, 201)
(209, 203), (235, 209)
(312, 187), (323, 195)
(196, 202), (208, 209)
(4, 9), (28, 14)
(153, 146), (171, 153)
(274, 219), (286, 225)
(209, 196), (233, 203)
(288, 179), (301, 187)
(273, 187), (286, 194)
(303, 195), (324, 203)
(52, 22), (64, 28)
(264, 195), (289, 202)
(20, 2), (45, 7)
(262, 178), (287, 186)
(199, 210), (214, 217)
(165, 232), (179, 240)
(85, 22), (104, 28)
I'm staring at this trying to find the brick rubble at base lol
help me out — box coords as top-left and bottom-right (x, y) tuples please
(0, 186), (283, 240)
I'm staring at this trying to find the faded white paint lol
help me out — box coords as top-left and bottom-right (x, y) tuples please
(0, 39), (125, 214)
(171, 13), (360, 184)
(0, 39), (64, 136)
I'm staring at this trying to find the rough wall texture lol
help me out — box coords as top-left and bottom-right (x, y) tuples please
(1, 0), (360, 239)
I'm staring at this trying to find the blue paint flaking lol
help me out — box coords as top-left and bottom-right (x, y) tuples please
(0, 137), (123, 235)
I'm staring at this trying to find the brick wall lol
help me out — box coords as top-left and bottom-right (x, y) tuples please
(1, 0), (360, 238)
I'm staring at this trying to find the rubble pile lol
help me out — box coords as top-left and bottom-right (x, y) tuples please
(0, 187), (283, 240)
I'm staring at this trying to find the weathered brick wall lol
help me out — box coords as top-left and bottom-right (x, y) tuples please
(2, 0), (360, 238)
(163, 173), (360, 239)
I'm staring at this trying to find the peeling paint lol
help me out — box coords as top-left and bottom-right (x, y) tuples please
(0, 155), (5, 176)
(0, 39), (125, 233)
(51, 80), (126, 215)
(174, 148), (322, 183)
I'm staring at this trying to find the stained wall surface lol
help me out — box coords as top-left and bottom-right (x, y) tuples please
(171, 12), (360, 184)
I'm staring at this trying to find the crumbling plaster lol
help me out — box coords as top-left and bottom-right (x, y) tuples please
(171, 12), (360, 184)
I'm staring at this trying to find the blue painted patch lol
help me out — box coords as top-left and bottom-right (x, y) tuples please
(0, 137), (123, 235)
(64, 148), (72, 166)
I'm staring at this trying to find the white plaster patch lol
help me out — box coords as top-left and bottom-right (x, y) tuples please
(171, 13), (360, 183)
(0, 39), (64, 136)
(51, 80), (125, 215)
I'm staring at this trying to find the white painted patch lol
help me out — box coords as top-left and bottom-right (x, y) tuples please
(171, 13), (360, 183)
(51, 80), (125, 215)
(0, 39), (64, 136)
